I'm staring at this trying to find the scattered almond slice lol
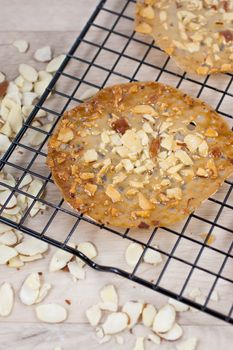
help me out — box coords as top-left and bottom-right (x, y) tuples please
(35, 303), (67, 323)
(35, 283), (52, 303)
(34, 80), (48, 97)
(15, 237), (48, 256)
(125, 243), (143, 267)
(46, 55), (66, 73)
(8, 255), (24, 268)
(19, 253), (43, 262)
(0, 244), (18, 264)
(158, 323), (183, 341)
(168, 298), (189, 312)
(115, 335), (124, 345)
(49, 247), (74, 272)
(102, 312), (128, 335)
(122, 301), (143, 328)
(142, 303), (157, 327)
(22, 92), (37, 106)
(67, 261), (85, 280)
(0, 134), (11, 152)
(176, 337), (198, 350)
(99, 284), (118, 312)
(13, 40), (29, 53)
(77, 241), (97, 263)
(0, 72), (5, 83)
(133, 337), (145, 350)
(96, 326), (104, 339)
(0, 222), (11, 234)
(34, 46), (52, 62)
(86, 304), (102, 326)
(148, 333), (161, 345)
(0, 230), (17, 246)
(19, 64), (38, 83)
(18, 174), (33, 189)
(19, 272), (41, 305)
(0, 282), (14, 316)
(153, 304), (176, 333)
(143, 245), (162, 265)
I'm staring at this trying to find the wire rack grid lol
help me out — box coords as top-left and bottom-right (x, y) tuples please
(0, 0), (233, 324)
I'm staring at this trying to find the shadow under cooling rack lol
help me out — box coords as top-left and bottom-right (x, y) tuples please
(0, 0), (232, 324)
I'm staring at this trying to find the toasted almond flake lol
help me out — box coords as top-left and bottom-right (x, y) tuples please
(19, 273), (41, 305)
(0, 230), (17, 246)
(0, 72), (5, 83)
(168, 298), (189, 312)
(99, 284), (118, 312)
(86, 304), (102, 326)
(35, 303), (67, 323)
(143, 245), (162, 265)
(176, 337), (198, 350)
(133, 337), (144, 350)
(19, 64), (38, 83)
(131, 104), (156, 115)
(35, 283), (52, 304)
(142, 303), (157, 327)
(175, 150), (193, 165)
(125, 243), (143, 267)
(8, 255), (24, 268)
(19, 253), (43, 262)
(13, 40), (28, 53)
(0, 244), (18, 264)
(80, 87), (99, 100)
(138, 193), (153, 210)
(49, 248), (73, 272)
(148, 333), (161, 345)
(122, 301), (143, 328)
(34, 46), (52, 62)
(184, 134), (202, 153)
(68, 261), (85, 280)
(198, 140), (208, 157)
(0, 282), (14, 316)
(102, 312), (128, 335)
(158, 322), (183, 341)
(46, 55), (66, 73)
(16, 238), (48, 256)
(152, 304), (176, 333)
(0, 134), (11, 152)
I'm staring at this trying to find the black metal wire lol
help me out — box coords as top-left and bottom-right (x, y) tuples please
(0, 0), (232, 324)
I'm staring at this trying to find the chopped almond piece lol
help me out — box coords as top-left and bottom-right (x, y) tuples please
(206, 159), (218, 178)
(112, 117), (129, 135)
(149, 137), (160, 158)
(131, 104), (156, 115)
(205, 128), (218, 137)
(84, 183), (97, 197)
(135, 23), (152, 34)
(106, 185), (121, 203)
(196, 168), (208, 177)
(57, 128), (74, 143)
(166, 187), (182, 200)
(138, 193), (154, 210)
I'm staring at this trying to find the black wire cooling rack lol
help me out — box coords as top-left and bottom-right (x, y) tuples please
(0, 0), (233, 324)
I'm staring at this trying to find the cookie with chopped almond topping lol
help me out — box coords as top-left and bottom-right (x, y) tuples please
(47, 82), (233, 228)
(135, 0), (233, 75)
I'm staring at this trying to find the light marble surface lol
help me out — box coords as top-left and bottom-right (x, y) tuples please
(0, 0), (233, 349)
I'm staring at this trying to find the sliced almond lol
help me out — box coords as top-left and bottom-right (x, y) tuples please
(115, 335), (124, 345)
(106, 184), (121, 203)
(98, 335), (111, 344)
(0, 230), (17, 246)
(49, 248), (73, 272)
(175, 150), (193, 165)
(15, 238), (48, 256)
(13, 40), (28, 53)
(83, 149), (98, 163)
(38, 70), (53, 83)
(0, 134), (11, 152)
(99, 284), (118, 312)
(148, 333), (161, 345)
(168, 298), (189, 312)
(158, 322), (183, 341)
(19, 174), (33, 189)
(19, 272), (41, 305)
(34, 46), (52, 62)
(86, 304), (102, 326)
(78, 242), (97, 261)
(176, 337), (198, 350)
(198, 140), (208, 157)
(35, 303), (67, 323)
(0, 282), (14, 316)
(138, 193), (153, 210)
(122, 301), (143, 328)
(8, 255), (24, 268)
(102, 312), (128, 335)
(34, 81), (48, 97)
(133, 337), (145, 350)
(184, 134), (202, 153)
(19, 253), (43, 262)
(35, 283), (52, 303)
(22, 92), (37, 106)
(1, 122), (12, 137)
(46, 55), (66, 73)
(19, 64), (38, 83)
(0, 244), (18, 264)
(143, 245), (162, 265)
(125, 243), (143, 267)
(142, 303), (157, 327)
(152, 304), (176, 333)
(67, 261), (85, 280)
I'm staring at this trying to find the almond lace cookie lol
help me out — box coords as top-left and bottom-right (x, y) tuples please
(135, 0), (233, 75)
(47, 82), (233, 228)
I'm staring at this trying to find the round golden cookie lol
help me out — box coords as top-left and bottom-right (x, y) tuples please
(47, 82), (233, 228)
(135, 0), (233, 75)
